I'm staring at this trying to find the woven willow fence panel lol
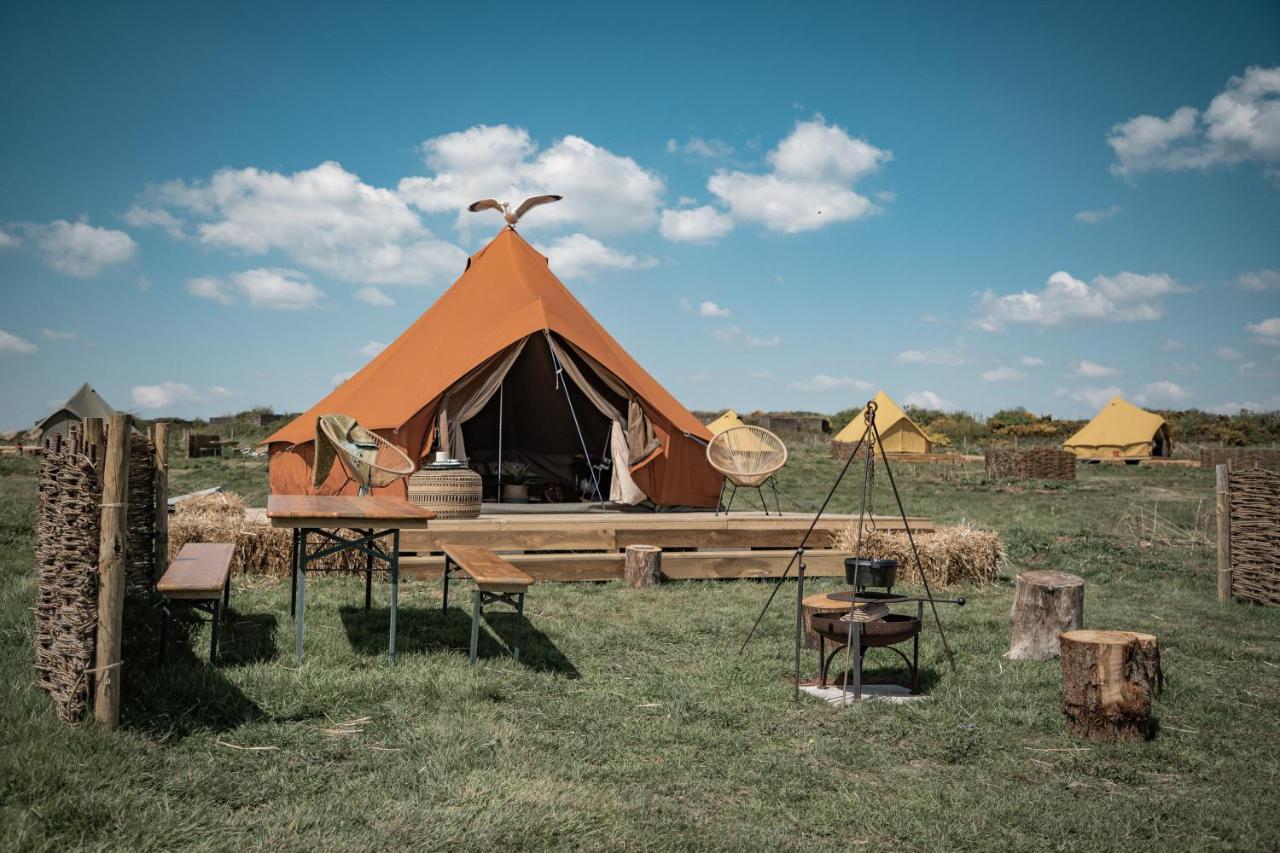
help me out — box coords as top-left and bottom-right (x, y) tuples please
(1202, 448), (1280, 472)
(984, 448), (1076, 481)
(33, 432), (102, 724)
(126, 433), (156, 594)
(1229, 467), (1280, 606)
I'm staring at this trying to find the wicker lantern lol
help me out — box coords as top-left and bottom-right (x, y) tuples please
(407, 460), (483, 519)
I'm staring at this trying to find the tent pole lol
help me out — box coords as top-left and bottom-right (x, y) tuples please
(544, 332), (604, 505)
(496, 383), (504, 503)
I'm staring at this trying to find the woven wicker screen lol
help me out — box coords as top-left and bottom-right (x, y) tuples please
(33, 430), (102, 724)
(127, 433), (156, 595)
(1228, 466), (1280, 606)
(1201, 449), (1280, 472)
(984, 448), (1076, 481)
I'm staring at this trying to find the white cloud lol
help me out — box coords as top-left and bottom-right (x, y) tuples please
(696, 300), (731, 318)
(536, 233), (656, 281)
(149, 161), (466, 286)
(1135, 380), (1193, 406)
(745, 334), (781, 349)
(875, 190), (897, 204)
(707, 117), (889, 233)
(791, 374), (873, 392)
(666, 136), (733, 159)
(1073, 359), (1120, 378)
(331, 371), (356, 387)
(400, 125), (665, 235)
(1074, 205), (1122, 224)
(358, 340), (387, 358)
(749, 369), (774, 380)
(40, 328), (77, 341)
(0, 330), (37, 355)
(903, 390), (951, 409)
(187, 276), (236, 305)
(1206, 397), (1280, 415)
(1056, 385), (1125, 409)
(982, 366), (1027, 382)
(208, 385), (234, 399)
(895, 344), (968, 367)
(1247, 316), (1280, 345)
(710, 325), (744, 343)
(975, 270), (1188, 331)
(18, 218), (136, 277)
(0, 230), (18, 249)
(660, 206), (734, 243)
(1160, 338), (1184, 352)
(234, 268), (324, 310)
(124, 206), (184, 239)
(1237, 269), (1280, 291)
(1108, 66), (1280, 181)
(1020, 355), (1046, 367)
(131, 382), (203, 409)
(1214, 345), (1244, 361)
(355, 285), (395, 307)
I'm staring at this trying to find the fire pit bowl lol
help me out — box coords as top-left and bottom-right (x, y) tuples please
(844, 557), (898, 588)
(810, 612), (921, 648)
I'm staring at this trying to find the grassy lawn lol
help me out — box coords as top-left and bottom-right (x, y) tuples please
(2, 444), (1278, 850)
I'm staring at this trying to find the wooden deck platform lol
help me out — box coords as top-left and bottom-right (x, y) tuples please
(397, 511), (933, 583)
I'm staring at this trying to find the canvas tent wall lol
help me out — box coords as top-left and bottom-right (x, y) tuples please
(832, 391), (932, 454)
(35, 383), (118, 441)
(1063, 397), (1171, 459)
(264, 228), (722, 508)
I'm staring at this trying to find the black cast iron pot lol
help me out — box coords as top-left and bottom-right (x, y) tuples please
(844, 557), (898, 588)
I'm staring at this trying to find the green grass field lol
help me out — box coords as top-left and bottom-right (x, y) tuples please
(2, 443), (1278, 851)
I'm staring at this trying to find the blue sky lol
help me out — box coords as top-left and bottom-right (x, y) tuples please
(1, 1), (1278, 431)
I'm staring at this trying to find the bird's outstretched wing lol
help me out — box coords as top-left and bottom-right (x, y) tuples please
(468, 199), (504, 213)
(514, 194), (563, 220)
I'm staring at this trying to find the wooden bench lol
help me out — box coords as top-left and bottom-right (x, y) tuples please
(156, 542), (235, 664)
(441, 543), (534, 663)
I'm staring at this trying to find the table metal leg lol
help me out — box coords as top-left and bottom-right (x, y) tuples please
(289, 527), (299, 618)
(794, 550), (806, 703)
(364, 528), (373, 612)
(295, 529), (307, 662)
(210, 599), (222, 665)
(442, 555), (450, 613)
(513, 593), (525, 662)
(389, 529), (399, 666)
(852, 622), (862, 701)
(160, 604), (169, 665)
(469, 590), (481, 664)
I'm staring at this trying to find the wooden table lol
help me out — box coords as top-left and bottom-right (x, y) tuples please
(267, 495), (435, 664)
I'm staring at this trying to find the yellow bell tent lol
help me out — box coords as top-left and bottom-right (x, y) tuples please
(1063, 397), (1172, 459)
(705, 409), (770, 452)
(832, 391), (932, 454)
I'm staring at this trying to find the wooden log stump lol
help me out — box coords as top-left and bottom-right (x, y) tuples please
(624, 545), (662, 589)
(802, 592), (849, 650)
(1005, 570), (1084, 660)
(1060, 629), (1161, 743)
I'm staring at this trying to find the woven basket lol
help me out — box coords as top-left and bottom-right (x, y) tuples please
(407, 466), (483, 519)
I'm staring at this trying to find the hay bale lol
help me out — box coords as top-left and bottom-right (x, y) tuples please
(831, 522), (1003, 587)
(168, 492), (363, 576)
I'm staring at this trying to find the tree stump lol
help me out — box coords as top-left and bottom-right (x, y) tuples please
(624, 545), (661, 589)
(1006, 570), (1084, 660)
(801, 592), (849, 650)
(1060, 629), (1161, 743)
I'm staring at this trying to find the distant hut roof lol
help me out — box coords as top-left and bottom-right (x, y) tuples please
(35, 383), (119, 433)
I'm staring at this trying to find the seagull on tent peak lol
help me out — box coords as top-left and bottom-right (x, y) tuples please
(467, 195), (563, 227)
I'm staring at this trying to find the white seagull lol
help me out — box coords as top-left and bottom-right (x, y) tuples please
(467, 194), (563, 227)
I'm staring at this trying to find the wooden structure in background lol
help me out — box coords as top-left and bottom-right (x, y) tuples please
(1005, 570), (1084, 660)
(985, 448), (1076, 481)
(1201, 448), (1280, 472)
(185, 433), (222, 458)
(1217, 464), (1280, 606)
(395, 512), (932, 582)
(1060, 629), (1161, 743)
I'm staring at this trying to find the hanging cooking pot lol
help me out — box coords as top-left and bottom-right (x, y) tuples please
(844, 557), (898, 588)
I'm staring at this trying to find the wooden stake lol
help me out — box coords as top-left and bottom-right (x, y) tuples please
(94, 413), (131, 730)
(1216, 464), (1232, 602)
(153, 422), (169, 573)
(83, 417), (104, 470)
(624, 545), (662, 589)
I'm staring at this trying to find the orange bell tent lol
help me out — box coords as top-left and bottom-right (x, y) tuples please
(264, 227), (721, 508)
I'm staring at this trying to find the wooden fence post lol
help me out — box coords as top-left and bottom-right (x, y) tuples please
(153, 422), (169, 572)
(83, 417), (104, 468)
(1216, 464), (1232, 603)
(94, 413), (131, 730)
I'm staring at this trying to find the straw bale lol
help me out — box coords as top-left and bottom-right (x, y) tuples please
(831, 522), (1003, 587)
(168, 492), (364, 576)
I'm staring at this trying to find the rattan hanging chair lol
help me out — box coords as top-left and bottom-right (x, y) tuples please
(706, 425), (788, 515)
(318, 417), (415, 496)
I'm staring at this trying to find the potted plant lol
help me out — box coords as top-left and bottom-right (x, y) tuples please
(501, 462), (533, 502)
